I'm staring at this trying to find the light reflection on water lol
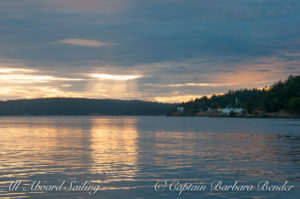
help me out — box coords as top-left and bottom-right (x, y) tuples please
(0, 116), (299, 198)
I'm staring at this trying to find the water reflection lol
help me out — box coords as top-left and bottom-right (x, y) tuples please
(89, 118), (139, 180)
(0, 116), (299, 199)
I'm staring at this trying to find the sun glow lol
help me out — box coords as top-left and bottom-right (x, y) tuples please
(89, 73), (142, 81)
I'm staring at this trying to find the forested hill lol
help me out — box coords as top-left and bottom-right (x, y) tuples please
(0, 98), (176, 116)
(169, 75), (300, 117)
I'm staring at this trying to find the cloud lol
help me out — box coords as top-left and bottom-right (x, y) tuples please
(0, 86), (86, 99)
(0, 67), (83, 84)
(0, 68), (37, 73)
(166, 83), (232, 87)
(58, 39), (116, 47)
(150, 95), (207, 103)
(284, 52), (300, 57)
(285, 67), (296, 70)
(256, 69), (271, 72)
(89, 73), (142, 80)
(0, 74), (83, 83)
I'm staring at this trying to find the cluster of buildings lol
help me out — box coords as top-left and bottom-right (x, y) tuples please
(176, 98), (244, 116)
(177, 106), (243, 115)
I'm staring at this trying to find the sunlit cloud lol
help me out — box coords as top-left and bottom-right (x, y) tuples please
(166, 83), (232, 87)
(150, 95), (207, 103)
(0, 67), (84, 84)
(0, 74), (83, 83)
(0, 68), (37, 73)
(0, 84), (126, 100)
(59, 39), (116, 47)
(0, 86), (85, 99)
(89, 73), (142, 81)
(213, 56), (300, 88)
(61, 84), (72, 87)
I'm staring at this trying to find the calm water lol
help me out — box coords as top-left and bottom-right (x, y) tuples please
(0, 116), (299, 199)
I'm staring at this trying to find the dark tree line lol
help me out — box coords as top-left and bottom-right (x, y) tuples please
(0, 98), (176, 116)
(261, 75), (300, 113)
(170, 75), (300, 115)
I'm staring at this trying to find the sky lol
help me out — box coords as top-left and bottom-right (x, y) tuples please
(0, 0), (300, 103)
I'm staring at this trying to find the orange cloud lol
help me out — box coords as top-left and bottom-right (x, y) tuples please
(59, 39), (116, 47)
(150, 95), (206, 103)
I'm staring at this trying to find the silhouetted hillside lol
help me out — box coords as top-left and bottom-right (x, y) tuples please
(0, 98), (176, 116)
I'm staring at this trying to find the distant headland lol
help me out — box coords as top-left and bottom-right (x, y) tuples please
(0, 98), (176, 116)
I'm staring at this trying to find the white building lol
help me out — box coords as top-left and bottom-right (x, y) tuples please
(177, 107), (184, 112)
(221, 108), (243, 115)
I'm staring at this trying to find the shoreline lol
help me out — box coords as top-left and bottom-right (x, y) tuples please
(168, 111), (300, 119)
(168, 115), (300, 119)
